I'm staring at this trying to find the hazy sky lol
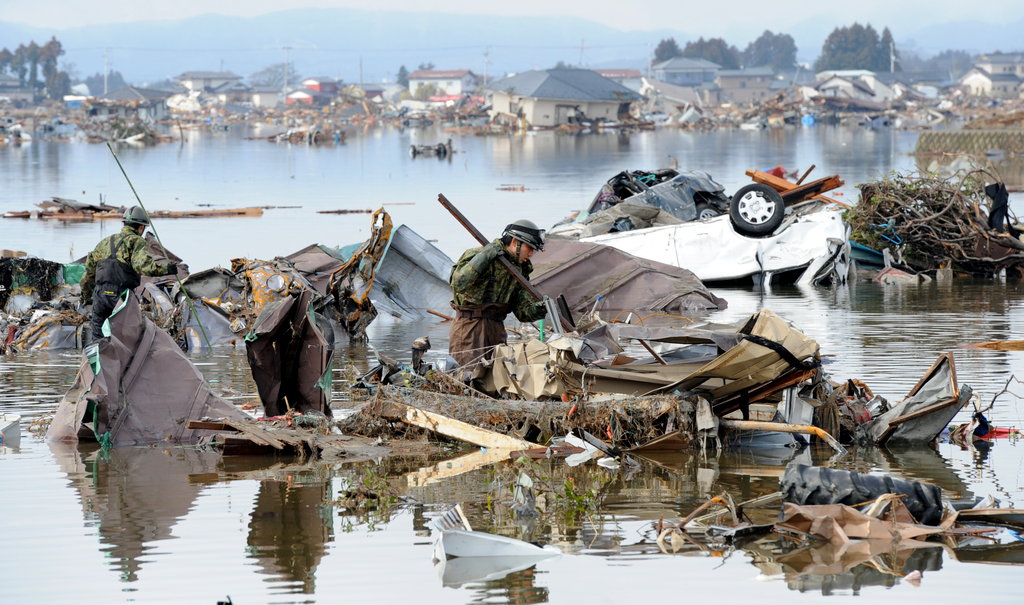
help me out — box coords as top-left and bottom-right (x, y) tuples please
(3, 0), (1021, 34)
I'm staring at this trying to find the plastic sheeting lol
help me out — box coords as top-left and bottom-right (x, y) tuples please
(47, 292), (248, 445)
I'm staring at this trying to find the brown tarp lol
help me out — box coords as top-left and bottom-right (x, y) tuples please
(245, 290), (333, 417)
(531, 239), (727, 316)
(46, 293), (248, 445)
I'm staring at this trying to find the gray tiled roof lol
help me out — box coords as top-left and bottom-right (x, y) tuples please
(99, 86), (171, 102)
(176, 71), (241, 80)
(487, 68), (640, 101)
(652, 57), (721, 71)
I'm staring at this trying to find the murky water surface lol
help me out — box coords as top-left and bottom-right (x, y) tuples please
(2, 127), (1024, 603)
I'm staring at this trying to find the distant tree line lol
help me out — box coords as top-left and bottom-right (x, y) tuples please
(0, 37), (71, 100)
(652, 24), (974, 79)
(655, 30), (796, 71)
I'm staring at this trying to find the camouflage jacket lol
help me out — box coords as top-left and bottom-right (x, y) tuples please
(450, 239), (546, 322)
(80, 226), (170, 299)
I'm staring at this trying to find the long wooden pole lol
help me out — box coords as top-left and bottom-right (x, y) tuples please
(438, 193), (574, 332)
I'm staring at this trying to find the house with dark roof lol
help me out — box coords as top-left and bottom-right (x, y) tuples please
(210, 80), (252, 105)
(176, 71), (243, 92)
(407, 69), (478, 96)
(88, 86), (172, 121)
(485, 68), (640, 128)
(652, 57), (720, 86)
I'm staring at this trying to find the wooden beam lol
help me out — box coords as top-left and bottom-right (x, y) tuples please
(382, 401), (538, 450)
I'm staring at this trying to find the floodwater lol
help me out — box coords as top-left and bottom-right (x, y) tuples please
(2, 125), (1024, 604)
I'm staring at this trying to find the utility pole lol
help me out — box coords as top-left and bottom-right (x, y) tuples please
(103, 48), (109, 94)
(483, 47), (490, 86)
(578, 39), (586, 67)
(283, 46), (292, 91)
(890, 40), (895, 72)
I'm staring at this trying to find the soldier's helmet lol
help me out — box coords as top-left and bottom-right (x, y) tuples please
(502, 219), (545, 251)
(122, 206), (151, 227)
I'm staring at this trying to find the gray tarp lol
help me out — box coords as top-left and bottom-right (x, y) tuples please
(531, 239), (727, 316)
(47, 292), (247, 445)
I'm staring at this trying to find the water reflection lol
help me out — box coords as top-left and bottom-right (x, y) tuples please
(245, 468), (333, 594)
(745, 535), (944, 596)
(48, 442), (223, 583)
(48, 441), (338, 594)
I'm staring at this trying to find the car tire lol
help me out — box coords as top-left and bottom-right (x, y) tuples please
(729, 183), (784, 236)
(695, 202), (721, 220)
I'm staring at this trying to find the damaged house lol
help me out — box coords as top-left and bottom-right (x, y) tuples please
(486, 68), (641, 128)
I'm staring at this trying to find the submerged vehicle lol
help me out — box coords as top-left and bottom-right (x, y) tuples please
(551, 168), (851, 287)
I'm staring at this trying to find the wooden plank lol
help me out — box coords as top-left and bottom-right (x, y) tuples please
(220, 418), (286, 450)
(384, 401), (538, 450)
(187, 420), (238, 432)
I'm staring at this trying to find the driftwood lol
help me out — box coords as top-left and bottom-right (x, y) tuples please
(341, 385), (694, 450)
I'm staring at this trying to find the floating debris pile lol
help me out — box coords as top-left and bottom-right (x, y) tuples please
(848, 170), (1024, 276)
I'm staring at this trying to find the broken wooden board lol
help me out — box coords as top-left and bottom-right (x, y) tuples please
(746, 169), (849, 208)
(380, 401), (538, 450)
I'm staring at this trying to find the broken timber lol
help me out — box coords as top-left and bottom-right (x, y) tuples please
(379, 401), (538, 450)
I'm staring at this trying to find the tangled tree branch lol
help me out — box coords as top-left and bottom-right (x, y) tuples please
(848, 169), (1024, 275)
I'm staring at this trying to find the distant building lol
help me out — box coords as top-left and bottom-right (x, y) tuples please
(0, 73), (34, 104)
(652, 57), (720, 87)
(210, 81), (252, 105)
(301, 77), (341, 94)
(974, 53), (1024, 78)
(815, 70), (896, 103)
(285, 88), (334, 106)
(407, 69), (478, 96)
(177, 71), (243, 93)
(959, 69), (1021, 99)
(593, 69), (644, 93)
(250, 86), (282, 108)
(88, 86), (172, 122)
(957, 53), (1024, 99)
(486, 68), (640, 128)
(715, 67), (775, 105)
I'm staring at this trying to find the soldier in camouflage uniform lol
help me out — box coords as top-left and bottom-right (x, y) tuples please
(80, 206), (177, 340)
(448, 220), (547, 369)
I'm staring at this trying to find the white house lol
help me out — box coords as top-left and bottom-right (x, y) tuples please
(815, 70), (895, 103)
(407, 69), (478, 96)
(959, 67), (1022, 99)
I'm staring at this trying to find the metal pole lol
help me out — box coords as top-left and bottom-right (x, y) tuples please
(105, 142), (213, 350)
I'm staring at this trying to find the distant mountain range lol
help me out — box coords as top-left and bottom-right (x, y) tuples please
(1, 8), (1021, 85)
